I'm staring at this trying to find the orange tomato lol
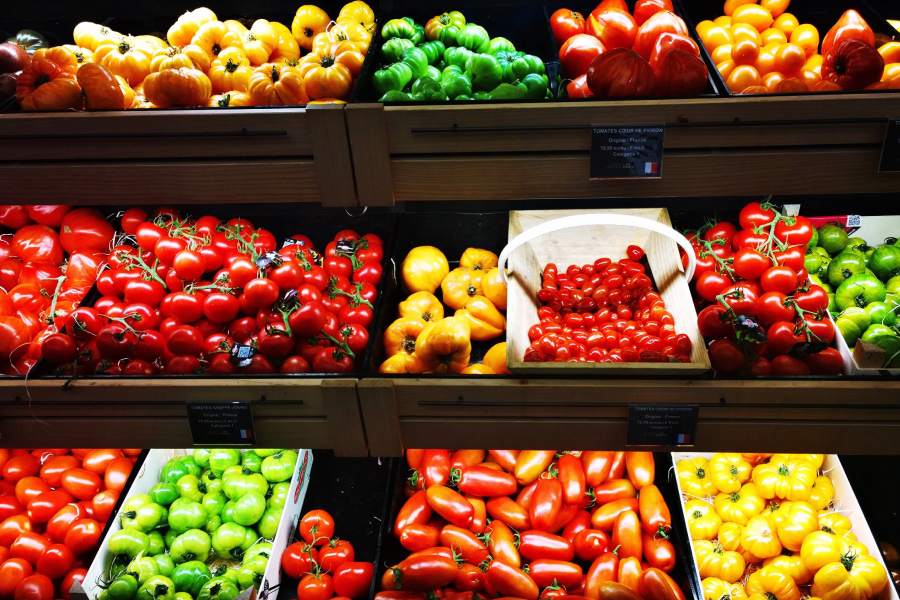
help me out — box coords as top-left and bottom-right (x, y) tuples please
(800, 69), (821, 85)
(724, 0), (756, 16)
(760, 27), (787, 46)
(727, 64), (761, 89)
(763, 71), (784, 89)
(804, 54), (823, 71)
(755, 50), (777, 73)
(717, 59), (736, 78)
(733, 38), (760, 64)
(741, 84), (769, 94)
(883, 62), (900, 82)
(712, 44), (734, 63)
(696, 20), (717, 39)
(773, 13), (799, 35)
(733, 23), (762, 42)
(703, 26), (734, 50)
(733, 5), (774, 32)
(775, 43), (805, 74)
(714, 15), (733, 28)
(879, 42), (900, 64)
(775, 77), (808, 93)
(790, 24), (819, 57)
(760, 0), (789, 18)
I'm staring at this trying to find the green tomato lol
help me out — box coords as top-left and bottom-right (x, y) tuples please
(257, 507), (281, 540)
(488, 81), (526, 100)
(223, 473), (269, 499)
(809, 274), (832, 293)
(827, 251), (868, 288)
(805, 252), (829, 277)
(426, 11), (465, 44)
(444, 46), (473, 69)
(176, 475), (204, 502)
(127, 557), (160, 585)
(252, 449), (278, 458)
(136, 576), (175, 600)
(373, 63), (414, 96)
(235, 566), (259, 591)
(167, 499), (207, 532)
(109, 528), (150, 559)
(846, 237), (870, 253)
(221, 501), (236, 524)
(440, 69), (471, 98)
(521, 73), (549, 99)
(161, 457), (200, 484)
(107, 575), (139, 600)
(99, 590), (110, 600)
(197, 578), (240, 600)
(420, 40), (446, 65)
(152, 555), (175, 577)
(171, 561), (211, 597)
(149, 483), (179, 507)
(466, 53), (502, 92)
(232, 493), (266, 527)
(220, 569), (240, 586)
(818, 224), (849, 255)
(122, 494), (152, 514)
(200, 471), (219, 490)
(243, 542), (272, 565)
(836, 273), (887, 311)
(212, 522), (249, 559)
(202, 491), (226, 516)
(840, 305), (871, 333)
(381, 38), (414, 63)
(208, 450), (241, 477)
(869, 245), (900, 281)
(411, 76), (448, 102)
(174, 593), (192, 600)
(267, 483), (289, 511)
(164, 528), (178, 549)
(192, 449), (210, 469)
(828, 292), (838, 314)
(122, 503), (168, 533)
(886, 275), (900, 296)
(457, 23), (490, 52)
(865, 301), (897, 326)
(379, 90), (413, 102)
(487, 36), (516, 55)
(169, 529), (211, 564)
(147, 531), (165, 556)
(204, 514), (222, 535)
(861, 323), (896, 343)
(260, 450), (297, 483)
(401, 47), (429, 79)
(381, 17), (418, 42)
(242, 554), (268, 580)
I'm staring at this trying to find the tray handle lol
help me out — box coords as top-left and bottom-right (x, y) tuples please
(498, 213), (698, 283)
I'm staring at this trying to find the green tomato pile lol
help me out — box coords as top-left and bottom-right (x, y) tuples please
(805, 223), (900, 367)
(99, 449), (298, 600)
(374, 11), (550, 102)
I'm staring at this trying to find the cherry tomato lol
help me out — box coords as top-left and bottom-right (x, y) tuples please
(0, 559), (32, 598)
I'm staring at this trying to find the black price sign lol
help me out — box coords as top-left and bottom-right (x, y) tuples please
(591, 126), (664, 179)
(627, 405), (698, 447)
(187, 402), (255, 446)
(878, 119), (900, 173)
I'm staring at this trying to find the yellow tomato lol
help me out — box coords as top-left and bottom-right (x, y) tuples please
(678, 458), (717, 497)
(695, 540), (747, 583)
(703, 578), (748, 600)
(775, 43), (806, 74)
(717, 522), (744, 552)
(819, 512), (852, 536)
(761, 27), (788, 46)
(718, 59), (737, 79)
(732, 39), (760, 65)
(746, 566), (801, 600)
(771, 454), (824, 469)
(773, 13), (800, 35)
(703, 26), (734, 51)
(882, 63), (900, 82)
(398, 291), (444, 323)
(765, 555), (813, 586)
(709, 454), (753, 494)
(756, 51), (777, 74)
(808, 476), (835, 510)
(697, 20), (717, 39)
(715, 15), (734, 27)
(760, 0), (789, 17)
(733, 5), (774, 32)
(686, 499), (722, 540)
(459, 248), (499, 271)
(879, 42), (900, 64)
(811, 554), (888, 600)
(733, 23), (762, 42)
(727, 65), (761, 91)
(752, 457), (816, 501)
(402, 246), (450, 294)
(715, 483), (765, 525)
(790, 24), (820, 57)
(723, 0), (756, 16)
(713, 44), (735, 64)
(776, 501), (818, 552)
(801, 531), (869, 574)
(742, 515), (782, 559)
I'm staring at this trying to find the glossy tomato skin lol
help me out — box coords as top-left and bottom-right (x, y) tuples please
(560, 34), (606, 77)
(550, 9), (586, 44)
(333, 562), (374, 599)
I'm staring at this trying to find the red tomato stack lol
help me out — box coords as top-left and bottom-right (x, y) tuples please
(686, 201), (841, 376)
(280, 509), (375, 600)
(551, 0), (709, 99)
(0, 448), (138, 600)
(380, 449), (686, 600)
(523, 248), (693, 364)
(0, 205), (114, 375)
(41, 208), (383, 375)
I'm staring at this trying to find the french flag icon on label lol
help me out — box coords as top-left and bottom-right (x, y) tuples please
(644, 161), (659, 175)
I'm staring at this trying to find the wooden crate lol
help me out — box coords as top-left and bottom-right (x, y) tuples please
(504, 208), (710, 375)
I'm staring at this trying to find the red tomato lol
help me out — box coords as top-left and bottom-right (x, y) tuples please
(439, 525), (489, 565)
(297, 573), (333, 600)
(282, 542), (318, 579)
(634, 0), (674, 25)
(519, 530), (575, 562)
(574, 529), (610, 562)
(588, 9), (637, 51)
(60, 568), (87, 600)
(634, 11), (689, 59)
(695, 271), (731, 302)
(550, 9), (586, 44)
(398, 524), (440, 553)
(425, 486), (474, 529)
(393, 491), (432, 538)
(63, 519), (101, 555)
(2, 455), (38, 482)
(489, 520), (521, 568)
(486, 560), (538, 600)
(11, 226), (63, 265)
(771, 354), (811, 376)
(638, 567), (686, 600)
(27, 491), (73, 524)
(10, 532), (49, 565)
(529, 559), (583, 589)
(0, 206), (31, 229)
(708, 338), (746, 373)
(59, 469), (100, 501)
(14, 574), (53, 600)
(14, 478), (50, 507)
(319, 539), (355, 573)
(761, 265), (798, 294)
(81, 449), (124, 474)
(566, 73), (593, 98)
(333, 562), (374, 599)
(104, 458), (133, 493)
(91, 490), (119, 523)
(774, 216), (814, 247)
(0, 496), (21, 522)
(652, 49), (708, 98)
(530, 478), (563, 532)
(587, 48), (656, 98)
(299, 510), (335, 546)
(59, 209), (115, 255)
(0, 559), (32, 597)
(559, 34), (606, 77)
(35, 543), (74, 578)
(805, 347), (844, 375)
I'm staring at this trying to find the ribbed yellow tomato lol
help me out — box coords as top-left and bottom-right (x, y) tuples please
(686, 499), (722, 540)
(695, 540), (746, 583)
(714, 483), (765, 525)
(742, 515), (782, 559)
(678, 458), (717, 498)
(709, 453), (752, 494)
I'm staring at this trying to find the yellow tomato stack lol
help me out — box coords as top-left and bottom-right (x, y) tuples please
(676, 453), (889, 600)
(380, 246), (509, 375)
(697, 0), (899, 94)
(15, 2), (374, 111)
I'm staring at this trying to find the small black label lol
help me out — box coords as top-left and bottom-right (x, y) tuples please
(591, 126), (664, 179)
(187, 402), (255, 446)
(627, 405), (698, 447)
(878, 120), (900, 173)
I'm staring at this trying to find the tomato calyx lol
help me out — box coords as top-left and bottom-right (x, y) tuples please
(327, 277), (373, 309)
(115, 250), (167, 288)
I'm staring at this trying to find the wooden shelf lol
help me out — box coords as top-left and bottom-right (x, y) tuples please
(348, 94), (900, 205)
(0, 104), (356, 206)
(358, 377), (900, 456)
(0, 378), (366, 455)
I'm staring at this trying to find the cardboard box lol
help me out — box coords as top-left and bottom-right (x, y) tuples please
(74, 449), (313, 600)
(671, 453), (898, 600)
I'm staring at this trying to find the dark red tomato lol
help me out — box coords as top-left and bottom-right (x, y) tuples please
(760, 266), (798, 295)
(228, 316), (259, 343)
(10, 532), (50, 565)
(59, 208), (115, 255)
(241, 278), (280, 311)
(95, 324), (136, 360)
(257, 325), (295, 359)
(739, 201), (777, 230)
(165, 325), (204, 356)
(241, 354), (275, 374)
(35, 544), (73, 579)
(766, 321), (802, 355)
(12, 226), (63, 265)
(805, 348), (843, 375)
(771, 354), (811, 376)
(696, 305), (733, 339)
(122, 359), (156, 376)
(703, 222), (737, 244)
(749, 356), (773, 376)
(132, 330), (165, 361)
(13, 573), (53, 600)
(774, 215), (814, 247)
(207, 353), (236, 374)
(732, 248), (771, 280)
(280, 355), (310, 374)
(312, 347), (354, 373)
(40, 334), (77, 365)
(164, 355), (202, 375)
(708, 338), (745, 374)
(0, 206), (32, 229)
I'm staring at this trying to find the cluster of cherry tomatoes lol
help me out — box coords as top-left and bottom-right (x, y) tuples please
(280, 509), (374, 600)
(0, 448), (138, 600)
(379, 449), (686, 600)
(523, 249), (693, 364)
(687, 201), (841, 376)
(39, 207), (383, 375)
(0, 205), (115, 375)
